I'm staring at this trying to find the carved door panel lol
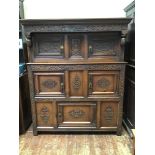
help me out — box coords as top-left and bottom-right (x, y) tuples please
(68, 34), (85, 59)
(88, 71), (119, 96)
(100, 102), (119, 127)
(36, 102), (56, 127)
(34, 72), (65, 96)
(88, 33), (120, 58)
(57, 102), (96, 128)
(33, 33), (64, 60)
(69, 71), (85, 97)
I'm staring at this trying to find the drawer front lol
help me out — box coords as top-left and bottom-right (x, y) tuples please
(36, 102), (56, 127)
(34, 72), (65, 97)
(88, 33), (120, 58)
(88, 71), (119, 96)
(33, 33), (64, 59)
(100, 101), (119, 127)
(57, 102), (97, 128)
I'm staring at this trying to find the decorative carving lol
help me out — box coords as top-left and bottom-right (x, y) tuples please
(71, 39), (81, 56)
(40, 106), (49, 123)
(39, 41), (61, 53)
(104, 106), (113, 121)
(23, 24), (128, 37)
(69, 109), (85, 118)
(30, 64), (122, 71)
(42, 79), (57, 89)
(92, 40), (116, 55)
(72, 75), (81, 90)
(96, 78), (110, 88)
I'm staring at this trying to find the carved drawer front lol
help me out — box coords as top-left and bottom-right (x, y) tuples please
(69, 71), (85, 97)
(57, 102), (97, 128)
(100, 101), (119, 127)
(33, 33), (64, 59)
(88, 33), (120, 58)
(34, 72), (65, 96)
(68, 34), (84, 59)
(36, 102), (56, 127)
(88, 71), (119, 96)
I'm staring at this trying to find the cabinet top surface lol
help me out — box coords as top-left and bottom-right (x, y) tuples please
(20, 18), (132, 25)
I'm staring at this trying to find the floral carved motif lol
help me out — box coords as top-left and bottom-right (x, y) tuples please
(40, 106), (49, 123)
(42, 79), (57, 89)
(104, 106), (113, 121)
(72, 75), (81, 90)
(69, 109), (85, 118)
(97, 78), (110, 88)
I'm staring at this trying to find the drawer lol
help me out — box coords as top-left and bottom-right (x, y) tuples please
(34, 72), (65, 97)
(88, 71), (119, 97)
(100, 101), (119, 128)
(88, 32), (120, 58)
(36, 102), (56, 127)
(57, 102), (97, 128)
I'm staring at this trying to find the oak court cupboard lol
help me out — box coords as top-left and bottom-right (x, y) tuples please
(20, 18), (131, 136)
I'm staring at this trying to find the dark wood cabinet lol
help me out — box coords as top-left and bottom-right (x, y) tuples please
(20, 18), (131, 135)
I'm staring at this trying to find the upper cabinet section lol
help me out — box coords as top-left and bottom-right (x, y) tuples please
(20, 18), (131, 63)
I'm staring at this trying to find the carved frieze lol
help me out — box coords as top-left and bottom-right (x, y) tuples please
(30, 64), (122, 71)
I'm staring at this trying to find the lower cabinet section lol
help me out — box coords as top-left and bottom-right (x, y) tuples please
(35, 101), (120, 133)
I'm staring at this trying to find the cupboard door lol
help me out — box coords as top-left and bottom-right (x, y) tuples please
(57, 102), (96, 128)
(68, 34), (85, 59)
(34, 72), (65, 97)
(69, 71), (85, 97)
(33, 33), (64, 59)
(100, 102), (119, 127)
(36, 102), (56, 127)
(88, 71), (119, 96)
(88, 33), (120, 58)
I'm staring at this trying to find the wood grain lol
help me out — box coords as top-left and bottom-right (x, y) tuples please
(19, 125), (133, 155)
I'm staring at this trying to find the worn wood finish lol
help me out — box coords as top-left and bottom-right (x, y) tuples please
(21, 19), (131, 135)
(19, 125), (133, 155)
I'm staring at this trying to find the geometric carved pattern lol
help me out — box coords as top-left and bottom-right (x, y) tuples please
(72, 75), (81, 90)
(30, 64), (122, 71)
(71, 39), (81, 56)
(104, 106), (113, 121)
(93, 40), (116, 55)
(96, 78), (110, 88)
(39, 41), (61, 53)
(69, 109), (85, 118)
(42, 79), (57, 89)
(40, 106), (49, 123)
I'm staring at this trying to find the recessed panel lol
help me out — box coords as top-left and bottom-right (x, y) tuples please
(100, 102), (119, 127)
(57, 102), (96, 127)
(88, 71), (119, 96)
(34, 72), (65, 96)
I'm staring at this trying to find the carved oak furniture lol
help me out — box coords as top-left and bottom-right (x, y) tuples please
(20, 18), (131, 136)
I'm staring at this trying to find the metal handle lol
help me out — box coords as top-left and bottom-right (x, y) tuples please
(60, 82), (64, 92)
(89, 81), (92, 89)
(89, 45), (93, 55)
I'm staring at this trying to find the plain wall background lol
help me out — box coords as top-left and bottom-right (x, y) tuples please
(23, 0), (133, 19)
